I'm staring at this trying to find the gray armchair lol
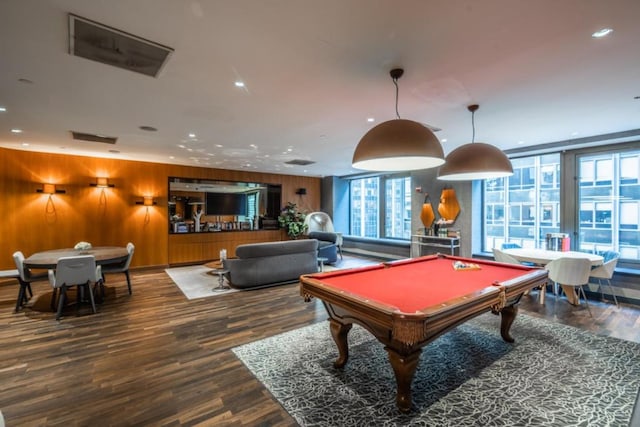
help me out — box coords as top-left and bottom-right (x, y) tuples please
(304, 212), (342, 259)
(308, 231), (338, 264)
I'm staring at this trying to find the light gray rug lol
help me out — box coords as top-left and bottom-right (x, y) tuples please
(233, 313), (640, 426)
(165, 255), (375, 300)
(165, 265), (238, 299)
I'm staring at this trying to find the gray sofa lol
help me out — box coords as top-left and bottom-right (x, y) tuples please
(222, 239), (318, 289)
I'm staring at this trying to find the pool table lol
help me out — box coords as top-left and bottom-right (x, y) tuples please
(299, 254), (548, 412)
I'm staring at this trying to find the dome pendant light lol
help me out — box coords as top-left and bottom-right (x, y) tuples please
(437, 104), (513, 181)
(352, 68), (445, 171)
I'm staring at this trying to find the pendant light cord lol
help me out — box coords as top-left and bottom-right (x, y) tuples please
(393, 76), (401, 119)
(468, 104), (479, 143)
(471, 109), (476, 143)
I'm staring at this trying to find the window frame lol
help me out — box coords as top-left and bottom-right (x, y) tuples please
(348, 173), (412, 240)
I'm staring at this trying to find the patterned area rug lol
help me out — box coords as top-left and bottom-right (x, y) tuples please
(233, 313), (640, 426)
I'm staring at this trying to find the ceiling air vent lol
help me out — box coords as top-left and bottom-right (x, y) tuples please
(285, 159), (316, 166)
(71, 131), (118, 144)
(69, 13), (174, 78)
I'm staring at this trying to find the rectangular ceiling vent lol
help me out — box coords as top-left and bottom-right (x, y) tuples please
(71, 131), (118, 144)
(422, 123), (442, 132)
(69, 13), (174, 78)
(285, 159), (316, 166)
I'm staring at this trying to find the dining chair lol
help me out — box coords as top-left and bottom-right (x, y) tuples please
(545, 257), (593, 316)
(500, 242), (522, 250)
(49, 255), (102, 320)
(100, 242), (135, 295)
(12, 251), (49, 312)
(589, 251), (619, 308)
(492, 248), (521, 264)
(493, 248), (543, 302)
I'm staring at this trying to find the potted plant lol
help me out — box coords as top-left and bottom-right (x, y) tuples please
(278, 202), (308, 239)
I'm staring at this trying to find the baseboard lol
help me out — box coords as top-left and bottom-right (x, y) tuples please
(342, 248), (404, 261)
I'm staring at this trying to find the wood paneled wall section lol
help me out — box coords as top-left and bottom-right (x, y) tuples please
(0, 148), (320, 270)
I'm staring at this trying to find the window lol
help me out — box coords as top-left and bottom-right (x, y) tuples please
(350, 177), (379, 238)
(384, 177), (412, 239)
(349, 175), (412, 239)
(578, 150), (640, 260)
(483, 154), (561, 250)
(482, 146), (640, 264)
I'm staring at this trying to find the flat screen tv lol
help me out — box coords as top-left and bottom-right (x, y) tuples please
(205, 192), (248, 216)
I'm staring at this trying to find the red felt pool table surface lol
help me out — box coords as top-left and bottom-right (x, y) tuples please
(299, 254), (549, 413)
(313, 256), (533, 313)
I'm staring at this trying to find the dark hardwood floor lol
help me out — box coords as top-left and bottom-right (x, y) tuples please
(1, 258), (638, 426)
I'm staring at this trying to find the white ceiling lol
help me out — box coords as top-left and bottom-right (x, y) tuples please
(1, 0), (639, 178)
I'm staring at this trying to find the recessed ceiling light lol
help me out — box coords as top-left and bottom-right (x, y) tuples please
(0, 107), (6, 112)
(367, 117), (375, 122)
(169, 156), (175, 159)
(571, 131), (580, 136)
(188, 133), (196, 138)
(215, 144), (223, 148)
(441, 138), (447, 143)
(592, 28), (613, 38)
(11, 128), (23, 133)
(21, 143), (29, 147)
(177, 144), (186, 148)
(249, 144), (257, 148)
(517, 140), (525, 145)
(235, 81), (245, 87)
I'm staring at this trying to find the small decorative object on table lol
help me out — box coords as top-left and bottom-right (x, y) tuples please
(452, 260), (481, 270)
(74, 241), (92, 251)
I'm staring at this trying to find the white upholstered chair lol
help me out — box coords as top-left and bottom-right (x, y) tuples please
(12, 251), (48, 312)
(493, 248), (542, 301)
(545, 257), (593, 316)
(492, 248), (521, 265)
(100, 242), (135, 295)
(49, 255), (102, 320)
(304, 212), (342, 259)
(589, 251), (619, 308)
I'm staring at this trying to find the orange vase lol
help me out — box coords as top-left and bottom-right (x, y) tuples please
(420, 194), (435, 229)
(438, 187), (460, 222)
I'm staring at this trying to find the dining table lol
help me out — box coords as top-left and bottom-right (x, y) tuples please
(24, 246), (129, 270)
(503, 248), (603, 305)
(22, 246), (129, 312)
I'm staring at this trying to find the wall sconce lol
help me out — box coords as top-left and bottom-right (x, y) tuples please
(136, 196), (157, 206)
(37, 183), (66, 194)
(90, 177), (114, 188)
(295, 188), (307, 195)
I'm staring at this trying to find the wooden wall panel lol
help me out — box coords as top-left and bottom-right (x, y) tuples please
(0, 148), (320, 270)
(168, 230), (285, 265)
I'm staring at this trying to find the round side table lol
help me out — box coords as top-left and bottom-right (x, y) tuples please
(211, 268), (230, 291)
(317, 257), (329, 272)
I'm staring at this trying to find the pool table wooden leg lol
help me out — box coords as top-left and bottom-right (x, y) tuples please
(329, 319), (352, 368)
(386, 348), (421, 413)
(500, 304), (517, 343)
